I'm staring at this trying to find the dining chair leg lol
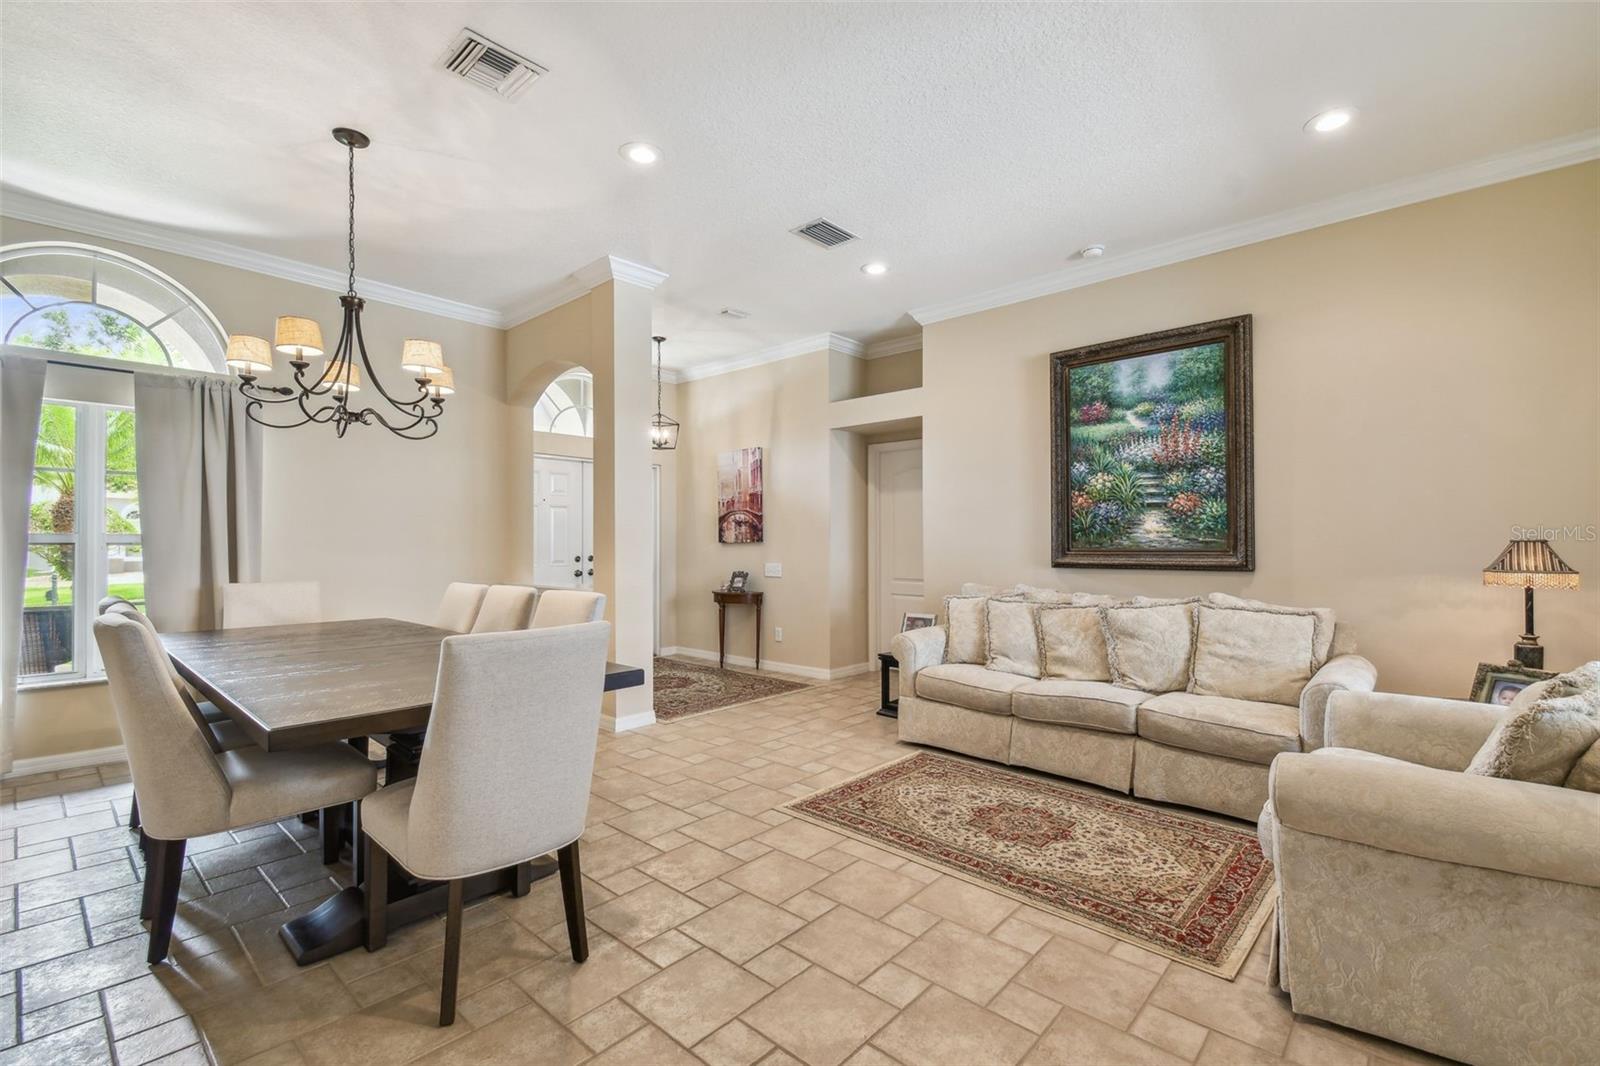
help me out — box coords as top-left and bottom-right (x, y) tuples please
(139, 838), (160, 921)
(351, 804), (366, 886)
(512, 861), (532, 898)
(128, 793), (140, 832)
(557, 841), (588, 963)
(364, 838), (388, 952)
(439, 879), (465, 1027)
(319, 804), (346, 865)
(147, 837), (187, 965)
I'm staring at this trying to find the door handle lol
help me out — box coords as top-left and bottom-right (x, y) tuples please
(574, 555), (581, 563)
(586, 568), (594, 576)
(586, 554), (594, 562)
(573, 569), (583, 578)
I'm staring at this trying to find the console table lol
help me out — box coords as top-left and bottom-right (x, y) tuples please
(714, 589), (763, 670)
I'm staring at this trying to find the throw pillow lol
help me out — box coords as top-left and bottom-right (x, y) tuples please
(1189, 603), (1318, 706)
(1207, 593), (1337, 667)
(1038, 605), (1110, 681)
(987, 598), (1042, 678)
(1014, 583), (1074, 604)
(1565, 739), (1600, 793)
(1100, 602), (1196, 693)
(1070, 592), (1118, 607)
(943, 595), (989, 665)
(1466, 661), (1600, 786)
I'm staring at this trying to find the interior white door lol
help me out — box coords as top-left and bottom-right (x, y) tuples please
(870, 441), (925, 656)
(534, 456), (591, 588)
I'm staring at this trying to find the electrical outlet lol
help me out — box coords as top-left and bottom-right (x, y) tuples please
(764, 562), (783, 578)
(774, 626), (784, 642)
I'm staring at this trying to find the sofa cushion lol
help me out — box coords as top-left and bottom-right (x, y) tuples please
(1466, 661), (1600, 786)
(1013, 679), (1141, 733)
(1013, 583), (1074, 603)
(1208, 593), (1336, 666)
(1038, 605), (1110, 681)
(987, 598), (1042, 678)
(1138, 691), (1301, 765)
(1190, 603), (1318, 707)
(1101, 602), (1196, 693)
(915, 663), (1030, 715)
(943, 595), (989, 664)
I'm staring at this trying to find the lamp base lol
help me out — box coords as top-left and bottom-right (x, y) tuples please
(1513, 639), (1544, 670)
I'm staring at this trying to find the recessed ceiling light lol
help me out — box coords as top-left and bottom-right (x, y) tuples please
(1079, 245), (1106, 259)
(619, 141), (662, 166)
(861, 262), (888, 276)
(1304, 107), (1356, 134)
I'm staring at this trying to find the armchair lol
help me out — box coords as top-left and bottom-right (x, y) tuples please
(1260, 689), (1600, 1066)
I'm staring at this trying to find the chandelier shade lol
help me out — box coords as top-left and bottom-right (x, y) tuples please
(234, 128), (448, 440)
(274, 316), (324, 359)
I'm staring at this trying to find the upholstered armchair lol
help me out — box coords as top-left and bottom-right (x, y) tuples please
(1260, 690), (1600, 1066)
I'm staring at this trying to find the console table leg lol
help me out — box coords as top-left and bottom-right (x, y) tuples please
(756, 602), (762, 671)
(718, 604), (726, 669)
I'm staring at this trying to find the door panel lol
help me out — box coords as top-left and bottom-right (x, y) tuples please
(534, 456), (590, 588)
(873, 443), (925, 656)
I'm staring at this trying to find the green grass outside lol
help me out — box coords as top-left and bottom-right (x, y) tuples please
(22, 580), (144, 608)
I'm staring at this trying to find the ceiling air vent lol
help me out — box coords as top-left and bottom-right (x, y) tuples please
(440, 29), (548, 101)
(792, 218), (858, 248)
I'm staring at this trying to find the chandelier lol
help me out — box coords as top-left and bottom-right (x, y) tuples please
(649, 335), (679, 450)
(227, 128), (452, 440)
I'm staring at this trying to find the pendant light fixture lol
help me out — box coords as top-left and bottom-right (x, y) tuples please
(229, 128), (451, 440)
(649, 334), (679, 450)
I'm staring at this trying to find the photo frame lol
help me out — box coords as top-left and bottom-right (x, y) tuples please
(900, 612), (937, 633)
(1051, 315), (1253, 570)
(725, 570), (750, 593)
(1469, 661), (1555, 706)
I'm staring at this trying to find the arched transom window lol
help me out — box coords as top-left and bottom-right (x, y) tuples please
(1, 242), (227, 372)
(533, 368), (594, 437)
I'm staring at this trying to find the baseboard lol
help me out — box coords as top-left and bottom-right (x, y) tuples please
(3, 744), (126, 780)
(604, 709), (657, 733)
(667, 647), (872, 683)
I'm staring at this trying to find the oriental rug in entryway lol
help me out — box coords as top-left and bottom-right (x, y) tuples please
(653, 656), (809, 722)
(786, 752), (1275, 977)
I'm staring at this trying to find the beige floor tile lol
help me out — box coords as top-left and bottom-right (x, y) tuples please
(873, 986), (1036, 1066)
(401, 915), (554, 999)
(723, 851), (829, 903)
(292, 983), (467, 1065)
(609, 803), (699, 841)
(1194, 1030), (1285, 1065)
(568, 997), (647, 1052)
(858, 963), (928, 1009)
(894, 920), (1031, 1006)
(638, 841), (741, 891)
(743, 945), (810, 987)
(1147, 959), (1295, 1054)
(1014, 934), (1162, 1029)
(453, 979), (531, 1029)
(992, 915), (1052, 954)
(681, 893), (806, 963)
(741, 965), (896, 1066)
(779, 888), (837, 920)
(513, 933), (659, 1022)
(1131, 1003), (1211, 1061)
(637, 928), (702, 967)
(906, 875), (1020, 935)
(783, 905), (912, 983)
(753, 819), (843, 858)
(1023, 1005), (1189, 1065)
(989, 983), (1063, 1035)
(813, 861), (924, 919)
(585, 1023), (703, 1066)
(623, 948), (771, 1046)
(696, 1019), (776, 1066)
(411, 1002), (590, 1066)
(589, 880), (707, 945)
(1285, 1020), (1377, 1066)
(193, 967), (357, 1064)
(682, 811), (772, 849)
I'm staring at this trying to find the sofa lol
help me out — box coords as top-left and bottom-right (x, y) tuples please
(889, 586), (1377, 821)
(1259, 685), (1600, 1066)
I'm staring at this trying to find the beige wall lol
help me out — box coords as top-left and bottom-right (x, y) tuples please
(921, 163), (1600, 697)
(4, 215), (514, 760)
(863, 349), (922, 396)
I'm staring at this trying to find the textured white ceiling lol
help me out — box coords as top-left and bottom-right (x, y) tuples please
(2, 2), (1596, 370)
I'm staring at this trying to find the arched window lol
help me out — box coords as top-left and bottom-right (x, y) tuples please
(533, 368), (594, 437)
(1, 242), (227, 372)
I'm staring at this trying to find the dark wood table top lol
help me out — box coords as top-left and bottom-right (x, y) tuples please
(163, 617), (645, 751)
(713, 589), (762, 604)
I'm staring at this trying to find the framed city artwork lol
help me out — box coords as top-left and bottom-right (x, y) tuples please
(717, 446), (764, 544)
(1051, 315), (1254, 570)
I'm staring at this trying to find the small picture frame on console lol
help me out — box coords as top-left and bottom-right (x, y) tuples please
(1469, 661), (1555, 705)
(901, 612), (937, 633)
(724, 570), (750, 593)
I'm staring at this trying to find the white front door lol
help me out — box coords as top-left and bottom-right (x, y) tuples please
(869, 440), (925, 656)
(534, 455), (594, 588)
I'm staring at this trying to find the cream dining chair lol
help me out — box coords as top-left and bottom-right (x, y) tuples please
(529, 589), (606, 628)
(434, 582), (489, 633)
(360, 621), (611, 1025)
(221, 580), (322, 629)
(94, 612), (378, 963)
(470, 584), (539, 633)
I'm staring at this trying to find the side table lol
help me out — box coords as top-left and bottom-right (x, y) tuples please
(714, 590), (764, 670)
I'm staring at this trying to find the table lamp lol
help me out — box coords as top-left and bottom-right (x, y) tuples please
(1482, 539), (1580, 669)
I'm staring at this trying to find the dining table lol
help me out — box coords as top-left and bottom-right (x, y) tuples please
(162, 617), (646, 965)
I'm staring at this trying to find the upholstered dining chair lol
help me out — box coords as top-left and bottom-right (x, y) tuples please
(95, 613), (378, 964)
(434, 582), (489, 633)
(360, 621), (611, 1025)
(529, 589), (606, 628)
(470, 584), (539, 633)
(221, 580), (322, 629)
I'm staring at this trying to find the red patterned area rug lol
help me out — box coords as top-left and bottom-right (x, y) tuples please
(653, 656), (810, 722)
(787, 752), (1275, 978)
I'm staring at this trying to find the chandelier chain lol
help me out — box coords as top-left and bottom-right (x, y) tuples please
(346, 144), (357, 296)
(655, 338), (663, 414)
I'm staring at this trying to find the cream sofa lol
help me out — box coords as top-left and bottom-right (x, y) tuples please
(1259, 689), (1600, 1066)
(889, 591), (1377, 821)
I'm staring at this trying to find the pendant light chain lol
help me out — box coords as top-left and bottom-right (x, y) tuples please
(346, 143), (357, 296)
(655, 337), (664, 415)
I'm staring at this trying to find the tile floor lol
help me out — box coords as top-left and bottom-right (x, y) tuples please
(0, 672), (1452, 1066)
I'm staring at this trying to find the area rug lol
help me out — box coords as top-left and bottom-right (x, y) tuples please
(786, 752), (1275, 978)
(653, 656), (810, 722)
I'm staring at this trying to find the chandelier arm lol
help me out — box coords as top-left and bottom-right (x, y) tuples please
(243, 396), (321, 430)
(349, 306), (430, 412)
(358, 404), (441, 439)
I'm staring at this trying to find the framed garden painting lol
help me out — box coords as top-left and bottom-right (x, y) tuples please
(1051, 315), (1253, 570)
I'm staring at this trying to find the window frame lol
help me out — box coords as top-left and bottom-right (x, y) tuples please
(20, 398), (142, 687)
(533, 369), (595, 438)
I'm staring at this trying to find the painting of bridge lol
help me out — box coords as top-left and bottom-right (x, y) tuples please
(717, 446), (764, 543)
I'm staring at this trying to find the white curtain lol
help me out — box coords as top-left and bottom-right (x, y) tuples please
(1, 353), (48, 774)
(134, 374), (262, 632)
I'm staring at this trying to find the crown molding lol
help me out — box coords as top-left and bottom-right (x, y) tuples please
(909, 130), (1600, 326)
(864, 333), (922, 359)
(499, 255), (670, 329)
(0, 186), (507, 328)
(675, 332), (860, 383)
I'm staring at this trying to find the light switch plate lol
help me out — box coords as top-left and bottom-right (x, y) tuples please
(764, 563), (783, 578)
